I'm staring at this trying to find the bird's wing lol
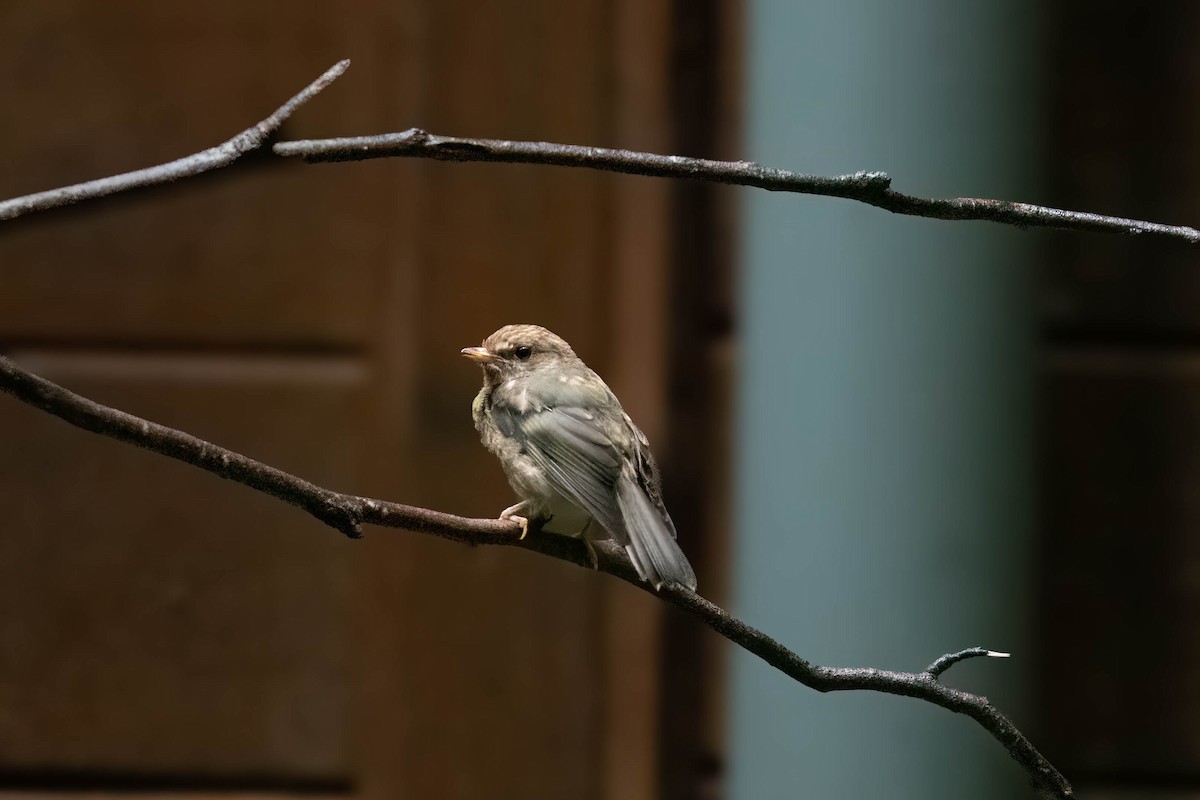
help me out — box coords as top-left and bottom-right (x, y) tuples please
(513, 404), (697, 591)
(515, 406), (629, 540)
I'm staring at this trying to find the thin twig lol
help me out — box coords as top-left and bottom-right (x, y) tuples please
(926, 647), (1011, 679)
(0, 60), (350, 222)
(0, 354), (1070, 798)
(273, 128), (1200, 243)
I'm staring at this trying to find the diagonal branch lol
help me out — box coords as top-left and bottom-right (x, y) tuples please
(0, 354), (1071, 798)
(0, 59), (350, 222)
(273, 128), (1200, 243)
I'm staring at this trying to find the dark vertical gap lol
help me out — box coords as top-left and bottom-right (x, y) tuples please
(660, 1), (731, 798)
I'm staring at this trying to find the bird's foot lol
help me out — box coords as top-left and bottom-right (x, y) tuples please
(500, 501), (531, 540)
(582, 537), (600, 570)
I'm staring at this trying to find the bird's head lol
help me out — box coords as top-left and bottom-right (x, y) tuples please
(461, 324), (578, 383)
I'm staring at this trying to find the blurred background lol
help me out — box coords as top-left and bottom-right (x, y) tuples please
(0, 2), (1194, 799)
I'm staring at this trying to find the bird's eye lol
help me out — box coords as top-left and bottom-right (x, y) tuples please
(514, 345), (533, 361)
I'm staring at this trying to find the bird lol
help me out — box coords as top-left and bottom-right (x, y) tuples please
(462, 324), (697, 592)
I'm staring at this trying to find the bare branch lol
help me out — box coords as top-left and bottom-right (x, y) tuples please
(0, 354), (1071, 798)
(273, 127), (1200, 243)
(2, 66), (1190, 250)
(0, 60), (350, 222)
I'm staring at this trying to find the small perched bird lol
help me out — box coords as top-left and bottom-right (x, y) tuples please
(463, 324), (697, 592)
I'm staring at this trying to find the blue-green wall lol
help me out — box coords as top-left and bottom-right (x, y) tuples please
(731, 2), (1041, 797)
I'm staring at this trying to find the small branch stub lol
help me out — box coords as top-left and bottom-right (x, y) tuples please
(926, 647), (1012, 680)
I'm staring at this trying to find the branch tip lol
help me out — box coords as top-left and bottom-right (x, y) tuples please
(0, 59), (353, 222)
(925, 646), (1009, 679)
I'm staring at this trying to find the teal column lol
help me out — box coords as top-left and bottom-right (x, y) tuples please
(731, 2), (1040, 797)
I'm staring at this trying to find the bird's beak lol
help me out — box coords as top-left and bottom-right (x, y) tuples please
(461, 346), (498, 363)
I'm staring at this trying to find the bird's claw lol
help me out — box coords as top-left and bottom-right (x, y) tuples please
(499, 502), (531, 540)
(512, 515), (529, 540)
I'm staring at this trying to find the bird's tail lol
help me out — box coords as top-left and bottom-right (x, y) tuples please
(616, 473), (697, 592)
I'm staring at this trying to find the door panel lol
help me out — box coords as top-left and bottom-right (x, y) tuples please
(0, 354), (362, 777)
(1041, 353), (1200, 775)
(1043, 4), (1200, 337)
(0, 2), (393, 347)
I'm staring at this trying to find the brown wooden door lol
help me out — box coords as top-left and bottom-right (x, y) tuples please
(0, 3), (701, 799)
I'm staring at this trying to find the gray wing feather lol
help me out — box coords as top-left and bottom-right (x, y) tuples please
(516, 406), (697, 591)
(518, 409), (627, 539)
(616, 467), (697, 590)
